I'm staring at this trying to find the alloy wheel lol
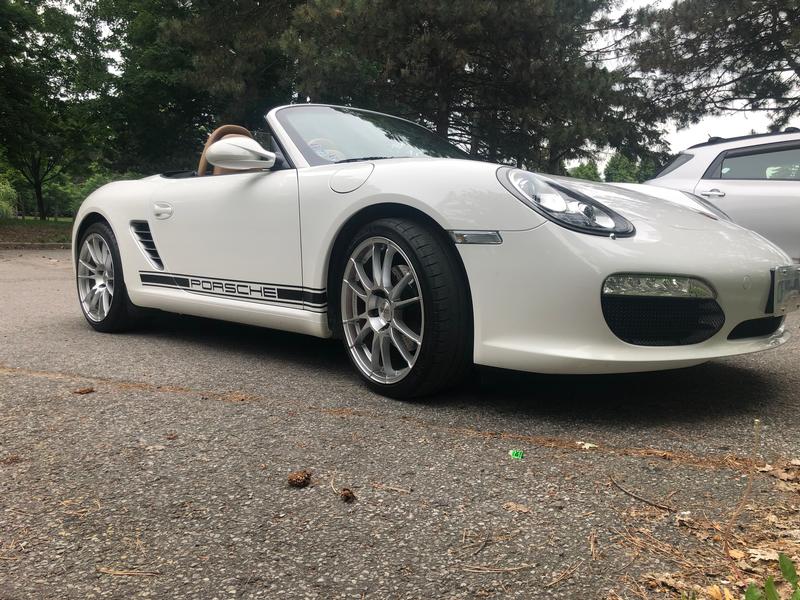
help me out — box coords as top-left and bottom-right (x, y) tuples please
(77, 233), (115, 322)
(341, 236), (425, 384)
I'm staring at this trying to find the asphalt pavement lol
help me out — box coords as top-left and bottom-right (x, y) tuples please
(1, 249), (799, 599)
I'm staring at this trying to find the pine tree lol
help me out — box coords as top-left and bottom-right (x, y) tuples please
(629, 0), (800, 128)
(604, 153), (638, 182)
(568, 161), (602, 181)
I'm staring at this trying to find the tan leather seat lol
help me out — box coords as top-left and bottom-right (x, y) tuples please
(197, 125), (254, 176)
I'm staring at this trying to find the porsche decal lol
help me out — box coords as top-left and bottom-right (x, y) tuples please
(139, 271), (326, 312)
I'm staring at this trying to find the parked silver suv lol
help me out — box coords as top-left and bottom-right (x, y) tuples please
(646, 129), (800, 261)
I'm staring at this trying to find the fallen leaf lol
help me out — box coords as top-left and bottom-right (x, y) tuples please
(728, 549), (746, 560)
(790, 459), (800, 467)
(758, 464), (774, 472)
(645, 572), (687, 592)
(72, 387), (95, 395)
(748, 548), (779, 562)
(288, 470), (312, 488)
(503, 501), (531, 514)
(706, 585), (736, 600)
(776, 481), (800, 493)
(775, 469), (799, 482)
(339, 488), (356, 503)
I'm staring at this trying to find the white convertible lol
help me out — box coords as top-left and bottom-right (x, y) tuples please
(72, 104), (800, 397)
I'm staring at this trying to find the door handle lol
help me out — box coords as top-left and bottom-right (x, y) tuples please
(698, 189), (726, 198)
(152, 202), (173, 219)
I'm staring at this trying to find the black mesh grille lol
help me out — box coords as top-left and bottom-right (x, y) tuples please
(131, 221), (164, 270)
(728, 316), (784, 340)
(602, 296), (725, 346)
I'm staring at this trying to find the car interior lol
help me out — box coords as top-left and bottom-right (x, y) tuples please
(161, 124), (290, 179)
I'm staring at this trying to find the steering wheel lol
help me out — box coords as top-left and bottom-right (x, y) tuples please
(308, 137), (347, 163)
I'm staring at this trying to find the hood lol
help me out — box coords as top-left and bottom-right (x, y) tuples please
(546, 175), (731, 232)
(546, 174), (790, 263)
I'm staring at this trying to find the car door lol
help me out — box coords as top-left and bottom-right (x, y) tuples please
(695, 142), (800, 260)
(147, 168), (304, 308)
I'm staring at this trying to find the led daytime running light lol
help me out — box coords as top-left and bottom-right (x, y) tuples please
(603, 274), (715, 299)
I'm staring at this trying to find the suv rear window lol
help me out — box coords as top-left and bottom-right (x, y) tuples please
(653, 153), (693, 178)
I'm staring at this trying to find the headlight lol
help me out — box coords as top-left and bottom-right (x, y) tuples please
(681, 191), (732, 222)
(497, 168), (635, 237)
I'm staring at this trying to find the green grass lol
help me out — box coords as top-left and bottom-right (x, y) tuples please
(0, 217), (73, 244)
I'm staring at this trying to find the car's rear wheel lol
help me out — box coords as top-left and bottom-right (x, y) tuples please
(76, 222), (141, 332)
(337, 218), (471, 398)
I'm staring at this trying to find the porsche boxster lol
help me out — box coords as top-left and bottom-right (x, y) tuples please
(72, 104), (800, 397)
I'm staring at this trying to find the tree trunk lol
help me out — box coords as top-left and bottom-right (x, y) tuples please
(469, 115), (480, 156)
(546, 145), (563, 175)
(435, 90), (450, 137)
(34, 179), (46, 220)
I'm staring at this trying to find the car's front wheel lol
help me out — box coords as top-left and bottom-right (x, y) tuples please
(76, 222), (141, 332)
(337, 218), (471, 398)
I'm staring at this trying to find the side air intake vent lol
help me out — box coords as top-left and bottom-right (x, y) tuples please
(131, 221), (164, 270)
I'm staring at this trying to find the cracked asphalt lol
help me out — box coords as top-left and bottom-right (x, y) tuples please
(1, 249), (799, 599)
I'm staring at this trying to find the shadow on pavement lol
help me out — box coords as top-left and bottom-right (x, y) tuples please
(136, 312), (774, 426)
(442, 361), (773, 426)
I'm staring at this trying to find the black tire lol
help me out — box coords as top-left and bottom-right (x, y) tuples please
(76, 221), (143, 332)
(335, 217), (472, 398)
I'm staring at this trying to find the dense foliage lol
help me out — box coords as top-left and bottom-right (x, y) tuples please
(0, 0), (797, 219)
(628, 0), (800, 128)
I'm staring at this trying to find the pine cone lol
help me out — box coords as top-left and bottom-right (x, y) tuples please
(287, 469), (312, 488)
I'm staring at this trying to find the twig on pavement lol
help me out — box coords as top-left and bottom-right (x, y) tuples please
(609, 475), (676, 513)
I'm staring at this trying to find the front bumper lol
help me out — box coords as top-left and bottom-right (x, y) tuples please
(458, 222), (791, 374)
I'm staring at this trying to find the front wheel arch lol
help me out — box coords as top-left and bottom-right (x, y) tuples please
(325, 203), (474, 340)
(74, 212), (112, 264)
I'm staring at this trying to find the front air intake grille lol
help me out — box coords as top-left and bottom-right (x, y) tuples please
(728, 316), (784, 340)
(602, 296), (725, 346)
(130, 221), (164, 270)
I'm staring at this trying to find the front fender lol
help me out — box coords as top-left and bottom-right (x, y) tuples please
(298, 158), (545, 289)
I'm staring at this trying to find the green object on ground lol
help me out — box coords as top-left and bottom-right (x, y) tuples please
(508, 450), (524, 460)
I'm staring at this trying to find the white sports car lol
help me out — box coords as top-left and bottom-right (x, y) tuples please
(72, 104), (800, 397)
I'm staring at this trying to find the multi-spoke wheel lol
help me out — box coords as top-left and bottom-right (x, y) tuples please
(337, 218), (472, 398)
(78, 233), (115, 322)
(76, 222), (142, 332)
(342, 236), (424, 384)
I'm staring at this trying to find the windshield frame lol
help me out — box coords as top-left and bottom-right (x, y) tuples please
(271, 104), (470, 167)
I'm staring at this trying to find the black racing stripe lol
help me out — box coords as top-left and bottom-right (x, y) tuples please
(276, 288), (327, 305)
(143, 270), (325, 292)
(303, 290), (327, 305)
(148, 284), (327, 312)
(181, 287), (300, 306)
(139, 270), (327, 311)
(140, 273), (178, 286)
(276, 288), (302, 302)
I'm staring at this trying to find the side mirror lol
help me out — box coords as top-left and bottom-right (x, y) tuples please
(205, 136), (276, 171)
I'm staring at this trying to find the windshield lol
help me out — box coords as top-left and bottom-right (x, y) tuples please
(275, 105), (469, 166)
